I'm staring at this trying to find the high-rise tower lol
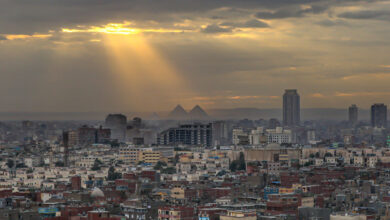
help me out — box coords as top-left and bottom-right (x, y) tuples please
(371, 103), (387, 128)
(348, 104), (358, 125)
(283, 89), (300, 127)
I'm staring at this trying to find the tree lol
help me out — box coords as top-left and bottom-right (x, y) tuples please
(107, 166), (122, 180)
(55, 161), (65, 167)
(229, 152), (246, 172)
(161, 167), (176, 174)
(154, 161), (167, 170)
(173, 154), (180, 165)
(15, 163), (27, 168)
(230, 160), (238, 172)
(238, 152), (246, 170)
(91, 159), (102, 171)
(6, 159), (14, 169)
(324, 152), (333, 158)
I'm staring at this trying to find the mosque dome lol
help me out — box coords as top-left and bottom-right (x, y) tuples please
(90, 187), (104, 198)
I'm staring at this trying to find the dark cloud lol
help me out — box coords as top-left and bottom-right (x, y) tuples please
(315, 19), (349, 26)
(222, 19), (270, 28)
(338, 10), (390, 20)
(201, 24), (232, 33)
(255, 5), (327, 19)
(0, 0), (381, 34)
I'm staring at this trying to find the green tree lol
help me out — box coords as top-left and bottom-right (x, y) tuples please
(161, 167), (176, 174)
(107, 166), (122, 180)
(229, 152), (246, 172)
(324, 152), (333, 157)
(15, 163), (27, 168)
(154, 161), (167, 170)
(6, 159), (14, 169)
(55, 161), (65, 167)
(238, 152), (246, 170)
(91, 159), (102, 171)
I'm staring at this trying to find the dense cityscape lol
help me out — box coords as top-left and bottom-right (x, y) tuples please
(0, 89), (389, 220)
(3, 0), (390, 219)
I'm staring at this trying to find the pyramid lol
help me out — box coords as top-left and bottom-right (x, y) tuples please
(188, 105), (209, 119)
(148, 112), (161, 120)
(168, 105), (188, 119)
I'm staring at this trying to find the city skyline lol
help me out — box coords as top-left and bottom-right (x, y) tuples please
(2, 1), (390, 219)
(1, 1), (390, 112)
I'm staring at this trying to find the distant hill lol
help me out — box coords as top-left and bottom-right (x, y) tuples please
(0, 108), (376, 121)
(207, 108), (372, 121)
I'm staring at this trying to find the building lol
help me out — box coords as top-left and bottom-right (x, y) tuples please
(119, 147), (161, 164)
(212, 121), (230, 146)
(105, 114), (127, 142)
(371, 103), (387, 128)
(158, 123), (212, 147)
(232, 128), (249, 145)
(348, 104), (358, 125)
(139, 150), (161, 164)
(283, 89), (300, 127)
(266, 127), (293, 144)
(71, 176), (81, 190)
(220, 210), (257, 220)
(78, 126), (98, 146)
(77, 126), (111, 146)
(158, 206), (195, 220)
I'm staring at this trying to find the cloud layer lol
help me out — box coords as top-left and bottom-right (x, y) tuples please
(1, 0), (390, 112)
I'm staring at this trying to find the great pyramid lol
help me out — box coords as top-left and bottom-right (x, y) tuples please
(188, 105), (209, 119)
(168, 105), (188, 119)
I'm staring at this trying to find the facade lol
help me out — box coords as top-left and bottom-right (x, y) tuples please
(158, 123), (212, 147)
(77, 126), (111, 146)
(232, 128), (249, 145)
(105, 114), (127, 142)
(212, 121), (230, 146)
(283, 89), (300, 127)
(158, 207), (195, 220)
(220, 210), (256, 220)
(266, 127), (293, 144)
(119, 147), (161, 164)
(348, 104), (358, 125)
(371, 103), (387, 128)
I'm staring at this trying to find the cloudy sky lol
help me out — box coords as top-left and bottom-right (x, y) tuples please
(1, 0), (390, 112)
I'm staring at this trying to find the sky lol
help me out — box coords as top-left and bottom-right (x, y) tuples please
(1, 0), (390, 112)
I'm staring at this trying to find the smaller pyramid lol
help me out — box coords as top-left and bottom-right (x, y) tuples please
(189, 105), (209, 119)
(168, 105), (188, 119)
(148, 112), (161, 120)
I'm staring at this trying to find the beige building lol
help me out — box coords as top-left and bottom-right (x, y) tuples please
(244, 145), (300, 163)
(220, 210), (257, 220)
(119, 147), (161, 164)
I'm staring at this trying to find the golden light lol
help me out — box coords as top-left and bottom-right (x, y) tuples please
(61, 22), (186, 35)
(61, 21), (193, 110)
(4, 34), (52, 40)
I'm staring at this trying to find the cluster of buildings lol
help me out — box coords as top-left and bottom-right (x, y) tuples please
(0, 89), (389, 219)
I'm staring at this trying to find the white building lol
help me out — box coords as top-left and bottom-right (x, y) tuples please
(266, 127), (293, 144)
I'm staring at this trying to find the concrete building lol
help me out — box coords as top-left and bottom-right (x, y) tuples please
(158, 123), (212, 147)
(371, 103), (387, 128)
(348, 104), (358, 125)
(105, 114), (127, 142)
(266, 127), (293, 144)
(283, 89), (300, 127)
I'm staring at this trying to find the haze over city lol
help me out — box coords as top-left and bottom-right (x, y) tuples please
(2, 0), (390, 113)
(2, 1), (390, 220)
